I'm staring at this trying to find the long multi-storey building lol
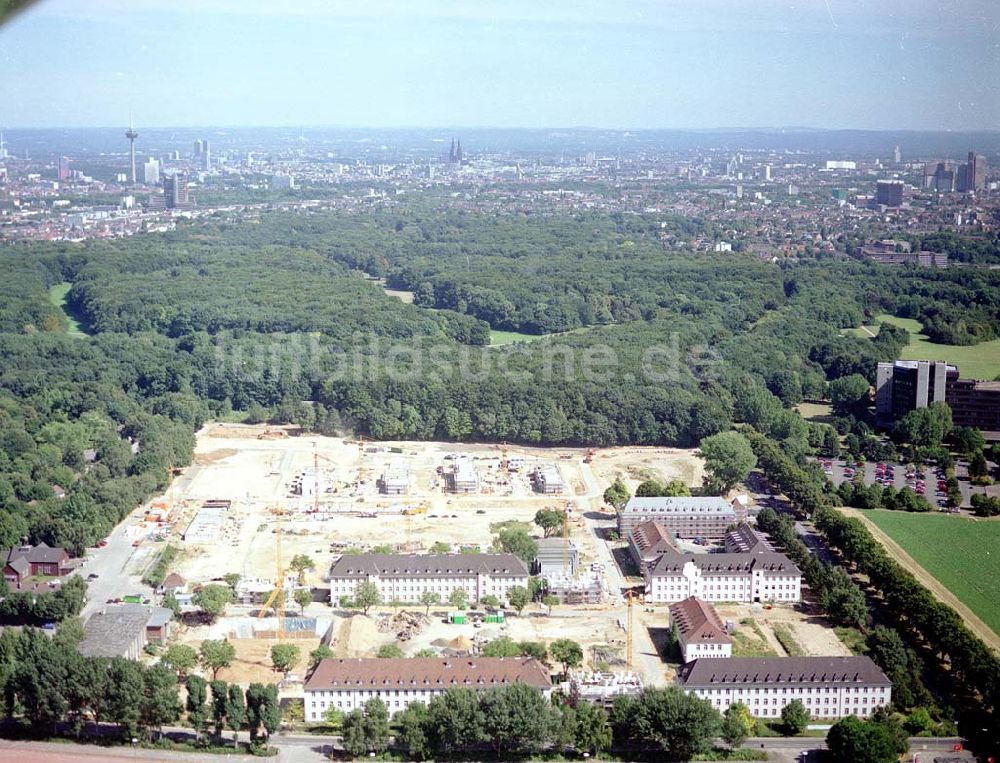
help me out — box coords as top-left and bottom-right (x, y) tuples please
(876, 360), (1000, 431)
(677, 656), (892, 720)
(645, 551), (801, 604)
(328, 553), (529, 605)
(618, 496), (742, 539)
(304, 657), (551, 721)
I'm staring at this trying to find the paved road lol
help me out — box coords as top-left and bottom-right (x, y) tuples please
(78, 508), (155, 619)
(0, 734), (971, 763)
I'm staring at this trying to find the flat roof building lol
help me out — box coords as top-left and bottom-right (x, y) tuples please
(876, 360), (999, 430)
(618, 496), (742, 539)
(531, 465), (564, 494)
(533, 537), (579, 578)
(304, 657), (550, 721)
(379, 462), (409, 495)
(677, 656), (892, 720)
(449, 458), (478, 493)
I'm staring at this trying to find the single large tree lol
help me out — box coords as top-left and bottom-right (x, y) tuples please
(699, 431), (757, 492)
(199, 639), (236, 681)
(479, 683), (557, 757)
(270, 643), (300, 673)
(193, 584), (233, 622)
(570, 700), (612, 755)
(721, 702), (754, 748)
(549, 638), (583, 676)
(162, 643), (197, 677)
(353, 580), (382, 615)
(507, 585), (530, 615)
(225, 683), (246, 748)
(363, 697), (391, 754)
(533, 508), (567, 537)
(630, 687), (720, 760)
(427, 687), (485, 755)
(210, 679), (229, 737)
(185, 674), (209, 740)
(603, 478), (631, 511)
(780, 698), (810, 735)
(396, 701), (432, 761)
(827, 715), (899, 763)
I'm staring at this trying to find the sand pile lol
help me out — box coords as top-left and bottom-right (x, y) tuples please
(334, 615), (380, 657)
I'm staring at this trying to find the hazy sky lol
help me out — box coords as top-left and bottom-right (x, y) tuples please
(2, 0), (998, 129)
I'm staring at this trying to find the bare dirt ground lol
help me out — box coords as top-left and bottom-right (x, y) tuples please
(715, 603), (853, 657)
(182, 635), (318, 685)
(158, 425), (702, 591)
(840, 507), (1000, 653)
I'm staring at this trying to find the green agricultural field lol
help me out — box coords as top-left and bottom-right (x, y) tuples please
(869, 314), (1000, 381)
(864, 510), (1000, 637)
(48, 282), (90, 338)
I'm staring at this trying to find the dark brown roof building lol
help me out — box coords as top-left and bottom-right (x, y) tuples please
(304, 657), (551, 721)
(724, 523), (773, 554)
(669, 596), (732, 661)
(628, 520), (679, 568)
(677, 656), (892, 720)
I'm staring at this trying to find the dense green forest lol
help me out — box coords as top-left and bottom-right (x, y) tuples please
(0, 205), (998, 554)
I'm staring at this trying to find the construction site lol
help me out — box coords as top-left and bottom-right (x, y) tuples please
(145, 423), (703, 587)
(131, 423), (704, 689)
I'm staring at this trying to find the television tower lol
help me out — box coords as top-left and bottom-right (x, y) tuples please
(124, 111), (138, 185)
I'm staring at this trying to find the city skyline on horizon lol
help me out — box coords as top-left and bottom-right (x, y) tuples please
(1, 0), (998, 132)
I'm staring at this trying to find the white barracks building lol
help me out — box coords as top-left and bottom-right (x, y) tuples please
(645, 552), (801, 604)
(304, 657), (551, 721)
(677, 656), (892, 720)
(328, 553), (529, 605)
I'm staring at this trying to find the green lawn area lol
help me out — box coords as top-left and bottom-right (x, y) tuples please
(48, 282), (90, 338)
(864, 510), (1000, 637)
(489, 329), (547, 346)
(795, 402), (834, 424)
(866, 313), (1000, 381)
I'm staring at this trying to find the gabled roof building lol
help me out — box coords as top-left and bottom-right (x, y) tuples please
(304, 657), (550, 721)
(328, 553), (529, 605)
(677, 656), (891, 720)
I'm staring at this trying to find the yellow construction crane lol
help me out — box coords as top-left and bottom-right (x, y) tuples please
(625, 590), (636, 670)
(500, 441), (508, 473)
(257, 507), (289, 640)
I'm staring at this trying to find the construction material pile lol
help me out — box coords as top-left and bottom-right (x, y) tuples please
(377, 611), (429, 641)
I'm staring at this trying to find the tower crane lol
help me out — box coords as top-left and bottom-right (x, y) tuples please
(625, 590), (636, 670)
(257, 506), (290, 640)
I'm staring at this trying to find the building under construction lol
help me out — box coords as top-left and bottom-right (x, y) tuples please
(293, 466), (331, 498)
(379, 462), (409, 495)
(531, 464), (564, 494)
(448, 458), (478, 493)
(562, 670), (643, 707)
(542, 570), (604, 604)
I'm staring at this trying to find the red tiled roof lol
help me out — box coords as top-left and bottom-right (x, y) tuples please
(305, 657), (551, 692)
(669, 596), (731, 645)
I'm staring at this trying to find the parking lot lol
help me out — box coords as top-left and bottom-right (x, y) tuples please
(820, 458), (960, 510)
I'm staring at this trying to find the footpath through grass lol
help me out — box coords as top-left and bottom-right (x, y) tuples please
(863, 510), (1000, 637)
(48, 281), (91, 337)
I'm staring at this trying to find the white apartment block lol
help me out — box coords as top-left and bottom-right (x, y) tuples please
(304, 658), (551, 722)
(678, 656), (892, 720)
(328, 553), (529, 605)
(646, 552), (801, 604)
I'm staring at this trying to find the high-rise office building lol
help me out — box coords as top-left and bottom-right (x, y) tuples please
(893, 145), (901, 164)
(875, 179), (903, 207)
(200, 140), (211, 171)
(964, 151), (986, 192)
(143, 158), (160, 185)
(193, 140), (204, 159)
(57, 156), (71, 181)
(163, 172), (190, 208)
(876, 360), (1000, 430)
